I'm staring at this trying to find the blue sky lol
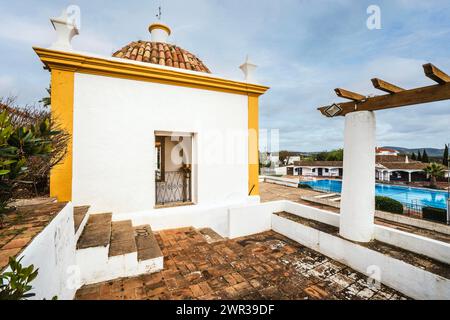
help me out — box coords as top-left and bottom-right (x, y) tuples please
(0, 0), (449, 152)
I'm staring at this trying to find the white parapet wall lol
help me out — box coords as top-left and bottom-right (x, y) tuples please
(276, 201), (450, 265)
(272, 213), (450, 300)
(375, 210), (450, 236)
(14, 202), (78, 300)
(228, 201), (285, 239)
(260, 176), (299, 188)
(301, 193), (450, 236)
(374, 225), (450, 265)
(112, 196), (261, 238)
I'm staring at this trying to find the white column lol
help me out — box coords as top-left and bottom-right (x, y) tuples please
(408, 172), (412, 183)
(340, 111), (376, 242)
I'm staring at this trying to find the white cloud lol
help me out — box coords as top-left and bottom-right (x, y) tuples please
(0, 16), (53, 46)
(0, 0), (449, 151)
(0, 75), (16, 97)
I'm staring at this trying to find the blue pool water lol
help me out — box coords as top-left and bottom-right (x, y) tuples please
(301, 179), (449, 210)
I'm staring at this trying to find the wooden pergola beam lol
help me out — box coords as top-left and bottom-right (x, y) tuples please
(423, 63), (450, 84)
(319, 82), (450, 117)
(334, 88), (365, 101)
(371, 78), (404, 94)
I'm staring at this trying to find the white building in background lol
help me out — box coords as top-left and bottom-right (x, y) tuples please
(286, 155), (449, 181)
(287, 161), (343, 177)
(375, 147), (399, 156)
(286, 155), (301, 165)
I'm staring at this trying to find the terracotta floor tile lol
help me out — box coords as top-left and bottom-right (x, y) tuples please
(75, 228), (409, 300)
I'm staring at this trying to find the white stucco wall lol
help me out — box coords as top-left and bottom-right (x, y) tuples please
(298, 167), (340, 177)
(72, 73), (248, 213)
(16, 203), (77, 300)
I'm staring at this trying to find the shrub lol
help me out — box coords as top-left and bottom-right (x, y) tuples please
(422, 207), (447, 223)
(298, 183), (313, 190)
(375, 196), (403, 214)
(0, 98), (68, 225)
(0, 256), (38, 300)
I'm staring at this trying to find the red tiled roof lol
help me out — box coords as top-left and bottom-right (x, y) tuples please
(378, 162), (428, 170)
(293, 161), (343, 167)
(112, 41), (211, 73)
(376, 155), (407, 163)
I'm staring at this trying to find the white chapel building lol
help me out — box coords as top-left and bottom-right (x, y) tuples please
(35, 13), (269, 215)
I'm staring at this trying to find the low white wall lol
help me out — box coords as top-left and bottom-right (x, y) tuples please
(113, 196), (261, 238)
(261, 176), (298, 188)
(375, 210), (450, 236)
(274, 167), (287, 175)
(374, 225), (450, 265)
(283, 201), (340, 227)
(272, 214), (450, 300)
(114, 204), (230, 237)
(285, 201), (449, 265)
(16, 203), (77, 300)
(302, 193), (450, 237)
(301, 195), (341, 209)
(228, 201), (284, 239)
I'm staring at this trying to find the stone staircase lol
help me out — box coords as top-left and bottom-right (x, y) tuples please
(74, 211), (163, 285)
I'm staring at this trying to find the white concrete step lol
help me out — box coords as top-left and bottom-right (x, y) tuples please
(75, 214), (163, 285)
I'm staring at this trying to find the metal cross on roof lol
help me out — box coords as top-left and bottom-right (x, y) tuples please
(156, 6), (162, 20)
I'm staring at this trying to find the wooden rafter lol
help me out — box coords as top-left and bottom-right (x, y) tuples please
(334, 88), (365, 101)
(371, 78), (404, 94)
(423, 63), (450, 84)
(318, 63), (450, 117)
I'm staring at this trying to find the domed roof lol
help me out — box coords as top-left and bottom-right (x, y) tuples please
(112, 41), (211, 73)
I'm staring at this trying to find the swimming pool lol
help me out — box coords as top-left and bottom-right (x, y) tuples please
(301, 179), (449, 210)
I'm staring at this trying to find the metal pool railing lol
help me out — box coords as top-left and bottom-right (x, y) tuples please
(298, 182), (446, 222)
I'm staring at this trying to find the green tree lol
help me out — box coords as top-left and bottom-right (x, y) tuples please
(0, 110), (57, 224)
(326, 149), (343, 161)
(279, 151), (292, 165)
(423, 162), (445, 189)
(411, 152), (416, 161)
(443, 144), (449, 166)
(417, 150), (422, 162)
(315, 151), (327, 161)
(38, 87), (51, 108)
(314, 149), (343, 161)
(422, 149), (429, 163)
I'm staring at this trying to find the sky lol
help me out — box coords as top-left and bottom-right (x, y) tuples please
(0, 0), (449, 152)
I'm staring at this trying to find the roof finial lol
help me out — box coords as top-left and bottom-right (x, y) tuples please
(49, 6), (80, 51)
(156, 6), (162, 21)
(240, 55), (258, 82)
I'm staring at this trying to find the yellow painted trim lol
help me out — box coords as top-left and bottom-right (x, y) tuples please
(248, 94), (259, 196)
(149, 23), (172, 35)
(33, 47), (270, 96)
(49, 69), (74, 201)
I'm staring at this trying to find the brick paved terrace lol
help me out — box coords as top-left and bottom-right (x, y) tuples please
(75, 227), (408, 300)
(0, 201), (67, 271)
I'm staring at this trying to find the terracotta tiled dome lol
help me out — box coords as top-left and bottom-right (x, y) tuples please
(112, 41), (211, 73)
